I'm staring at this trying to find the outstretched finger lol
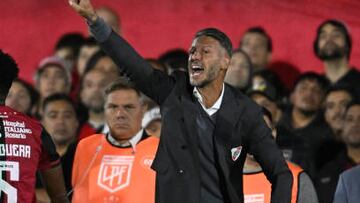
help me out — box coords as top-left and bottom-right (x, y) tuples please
(68, 0), (83, 12)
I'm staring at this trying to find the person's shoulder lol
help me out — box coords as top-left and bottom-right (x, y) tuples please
(139, 135), (160, 146)
(78, 134), (103, 146)
(137, 136), (159, 153)
(1, 106), (42, 129)
(344, 68), (360, 80)
(225, 83), (257, 107)
(349, 67), (360, 74)
(341, 165), (360, 180)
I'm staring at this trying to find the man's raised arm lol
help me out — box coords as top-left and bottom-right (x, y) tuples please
(68, 0), (175, 104)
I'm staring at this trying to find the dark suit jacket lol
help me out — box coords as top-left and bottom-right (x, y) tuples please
(90, 17), (293, 203)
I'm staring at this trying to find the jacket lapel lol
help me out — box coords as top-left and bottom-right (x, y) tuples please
(213, 84), (245, 145)
(212, 85), (247, 202)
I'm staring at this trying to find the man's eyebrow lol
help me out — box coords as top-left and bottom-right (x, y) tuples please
(46, 110), (58, 114)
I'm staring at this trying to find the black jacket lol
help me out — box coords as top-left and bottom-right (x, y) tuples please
(90, 17), (293, 203)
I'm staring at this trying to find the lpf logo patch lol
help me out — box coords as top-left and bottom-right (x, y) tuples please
(231, 146), (242, 161)
(97, 155), (134, 193)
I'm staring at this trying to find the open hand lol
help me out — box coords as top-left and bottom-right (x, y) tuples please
(68, 0), (97, 22)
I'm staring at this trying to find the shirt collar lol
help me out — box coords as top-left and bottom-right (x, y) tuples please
(193, 83), (225, 116)
(107, 129), (144, 153)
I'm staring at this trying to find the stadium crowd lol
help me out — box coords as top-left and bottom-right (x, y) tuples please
(0, 1), (359, 202)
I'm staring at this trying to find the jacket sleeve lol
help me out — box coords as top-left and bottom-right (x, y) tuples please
(88, 17), (175, 105)
(333, 174), (348, 203)
(297, 172), (319, 203)
(245, 109), (293, 203)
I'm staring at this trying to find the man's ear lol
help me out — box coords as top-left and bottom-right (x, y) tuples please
(222, 54), (231, 71)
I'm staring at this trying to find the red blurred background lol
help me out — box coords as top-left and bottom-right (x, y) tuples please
(1, 0), (360, 84)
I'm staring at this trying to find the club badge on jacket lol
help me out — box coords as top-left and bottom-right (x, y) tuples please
(231, 146), (242, 161)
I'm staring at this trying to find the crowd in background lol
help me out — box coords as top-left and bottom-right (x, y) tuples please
(3, 5), (360, 203)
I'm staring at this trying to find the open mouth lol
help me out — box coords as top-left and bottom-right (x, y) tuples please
(190, 65), (204, 76)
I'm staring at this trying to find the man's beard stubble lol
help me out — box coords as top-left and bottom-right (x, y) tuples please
(299, 108), (318, 118)
(318, 42), (348, 61)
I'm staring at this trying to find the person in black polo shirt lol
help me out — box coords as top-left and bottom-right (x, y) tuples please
(278, 72), (332, 178)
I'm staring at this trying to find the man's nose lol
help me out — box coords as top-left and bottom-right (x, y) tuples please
(190, 51), (201, 61)
(57, 116), (67, 124)
(115, 107), (126, 118)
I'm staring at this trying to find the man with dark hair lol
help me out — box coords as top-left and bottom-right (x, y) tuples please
(277, 72), (333, 177)
(42, 94), (79, 156)
(36, 93), (80, 201)
(76, 37), (100, 76)
(83, 50), (119, 75)
(240, 26), (272, 71)
(316, 101), (360, 203)
(313, 19), (360, 97)
(78, 67), (117, 139)
(54, 32), (85, 64)
(316, 85), (356, 171)
(0, 49), (68, 202)
(324, 85), (356, 139)
(158, 49), (188, 74)
(69, 1), (293, 202)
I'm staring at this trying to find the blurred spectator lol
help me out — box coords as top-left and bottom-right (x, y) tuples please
(70, 37), (100, 101)
(142, 106), (162, 138)
(78, 68), (116, 139)
(34, 56), (72, 117)
(72, 79), (158, 202)
(313, 19), (360, 97)
(224, 49), (252, 92)
(316, 102), (360, 203)
(76, 37), (100, 77)
(42, 94), (79, 156)
(54, 32), (85, 67)
(239, 27), (272, 71)
(323, 85), (356, 139)
(96, 6), (121, 34)
(316, 85), (357, 171)
(251, 69), (288, 102)
(158, 48), (188, 74)
(5, 78), (39, 116)
(84, 50), (119, 76)
(36, 94), (80, 202)
(333, 165), (360, 203)
(247, 80), (282, 124)
(243, 107), (318, 203)
(277, 72), (332, 177)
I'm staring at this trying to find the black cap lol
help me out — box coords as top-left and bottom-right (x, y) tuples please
(247, 80), (277, 102)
